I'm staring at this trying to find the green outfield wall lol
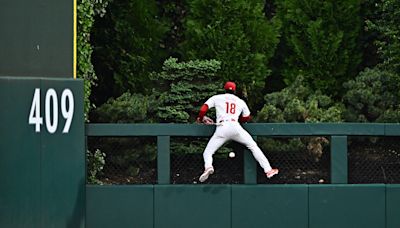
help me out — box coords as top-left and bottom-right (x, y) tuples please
(86, 184), (400, 228)
(0, 0), (73, 77)
(85, 123), (400, 228)
(0, 77), (84, 228)
(1, 76), (400, 228)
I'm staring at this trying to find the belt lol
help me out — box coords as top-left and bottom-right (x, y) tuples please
(219, 119), (236, 123)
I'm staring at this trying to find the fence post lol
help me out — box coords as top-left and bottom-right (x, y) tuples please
(244, 136), (257, 184)
(330, 136), (348, 184)
(157, 136), (170, 184)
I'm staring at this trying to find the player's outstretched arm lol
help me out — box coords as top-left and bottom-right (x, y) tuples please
(197, 104), (209, 122)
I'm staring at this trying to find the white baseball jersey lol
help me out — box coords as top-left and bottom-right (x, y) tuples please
(204, 93), (250, 123)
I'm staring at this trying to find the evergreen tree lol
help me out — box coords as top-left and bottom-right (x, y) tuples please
(275, 0), (363, 96)
(342, 0), (400, 123)
(91, 0), (169, 100)
(181, 0), (281, 106)
(257, 75), (343, 123)
(89, 92), (160, 183)
(343, 68), (400, 122)
(256, 75), (343, 162)
(151, 57), (223, 123)
(366, 0), (400, 73)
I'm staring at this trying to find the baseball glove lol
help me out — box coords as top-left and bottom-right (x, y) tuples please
(202, 116), (215, 125)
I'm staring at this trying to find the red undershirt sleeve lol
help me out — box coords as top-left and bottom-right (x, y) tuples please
(239, 115), (251, 123)
(198, 104), (209, 121)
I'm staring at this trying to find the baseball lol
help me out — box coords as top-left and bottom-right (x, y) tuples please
(229, 152), (235, 158)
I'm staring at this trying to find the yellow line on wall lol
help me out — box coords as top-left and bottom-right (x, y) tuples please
(73, 0), (77, 79)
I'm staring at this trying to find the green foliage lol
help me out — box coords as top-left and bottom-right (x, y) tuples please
(257, 76), (340, 161)
(259, 137), (304, 153)
(257, 76), (344, 123)
(170, 138), (231, 156)
(343, 68), (400, 122)
(92, 0), (169, 95)
(77, 0), (111, 119)
(91, 92), (159, 178)
(157, 1), (186, 56)
(342, 0), (400, 123)
(99, 137), (157, 177)
(90, 58), (224, 175)
(181, 0), (281, 102)
(93, 92), (159, 123)
(93, 0), (113, 17)
(77, 0), (96, 119)
(366, 0), (400, 73)
(151, 57), (223, 123)
(87, 149), (106, 184)
(275, 0), (363, 95)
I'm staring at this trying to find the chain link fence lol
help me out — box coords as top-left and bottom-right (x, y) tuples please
(348, 136), (400, 184)
(256, 137), (331, 184)
(170, 137), (243, 184)
(87, 137), (157, 184)
(87, 135), (400, 185)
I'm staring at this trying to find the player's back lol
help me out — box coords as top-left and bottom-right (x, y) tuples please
(205, 93), (249, 123)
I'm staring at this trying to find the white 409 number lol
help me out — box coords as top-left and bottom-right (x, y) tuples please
(28, 88), (74, 133)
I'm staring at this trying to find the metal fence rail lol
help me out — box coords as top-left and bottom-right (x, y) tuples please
(86, 123), (400, 184)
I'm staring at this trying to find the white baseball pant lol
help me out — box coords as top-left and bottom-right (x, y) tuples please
(202, 121), (272, 173)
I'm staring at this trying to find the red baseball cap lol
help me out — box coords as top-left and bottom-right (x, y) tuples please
(224, 81), (236, 91)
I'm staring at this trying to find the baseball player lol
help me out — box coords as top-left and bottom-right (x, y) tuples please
(196, 81), (279, 182)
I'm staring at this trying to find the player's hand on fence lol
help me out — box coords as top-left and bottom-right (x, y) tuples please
(202, 116), (215, 125)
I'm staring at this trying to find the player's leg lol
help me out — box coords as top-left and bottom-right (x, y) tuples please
(199, 133), (228, 182)
(233, 126), (278, 178)
(203, 134), (227, 168)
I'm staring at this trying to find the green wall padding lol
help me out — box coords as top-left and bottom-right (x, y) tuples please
(386, 185), (400, 228)
(0, 77), (84, 228)
(0, 78), (42, 227)
(86, 185), (154, 228)
(154, 185), (231, 228)
(86, 184), (399, 228)
(232, 185), (309, 228)
(309, 185), (386, 228)
(40, 79), (85, 227)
